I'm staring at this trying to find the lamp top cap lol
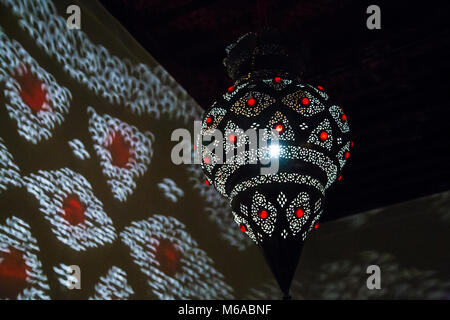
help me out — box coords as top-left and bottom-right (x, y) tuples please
(223, 28), (305, 81)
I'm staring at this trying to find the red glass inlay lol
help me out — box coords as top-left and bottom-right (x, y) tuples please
(259, 210), (268, 219)
(275, 124), (284, 133)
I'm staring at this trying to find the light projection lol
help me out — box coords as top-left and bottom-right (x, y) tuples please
(89, 266), (134, 300)
(0, 0), (251, 300)
(0, 137), (22, 193)
(88, 107), (154, 202)
(157, 178), (184, 203)
(23, 168), (117, 251)
(0, 216), (50, 300)
(68, 139), (91, 160)
(0, 27), (72, 144)
(249, 251), (450, 299)
(198, 30), (352, 297)
(120, 215), (233, 299)
(1, 0), (253, 251)
(0, 0), (198, 124)
(187, 165), (252, 250)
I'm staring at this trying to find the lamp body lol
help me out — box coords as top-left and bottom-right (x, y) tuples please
(198, 31), (351, 297)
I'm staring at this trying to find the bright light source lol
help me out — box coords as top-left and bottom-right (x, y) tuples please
(269, 144), (280, 158)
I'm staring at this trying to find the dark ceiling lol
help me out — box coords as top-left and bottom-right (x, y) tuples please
(98, 0), (450, 221)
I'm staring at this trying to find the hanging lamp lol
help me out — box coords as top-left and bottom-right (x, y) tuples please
(197, 29), (352, 298)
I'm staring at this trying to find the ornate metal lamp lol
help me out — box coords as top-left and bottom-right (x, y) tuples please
(198, 30), (352, 298)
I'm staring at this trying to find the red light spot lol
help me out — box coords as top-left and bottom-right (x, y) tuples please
(345, 152), (350, 159)
(338, 175), (342, 181)
(317, 85), (324, 91)
(192, 144), (195, 150)
(0, 248), (29, 299)
(228, 134), (236, 142)
(203, 157), (210, 164)
(106, 131), (132, 168)
(296, 208), (304, 218)
(275, 124), (284, 133)
(314, 224), (319, 229)
(63, 194), (85, 226)
(259, 209), (268, 219)
(274, 77), (281, 83)
(227, 86), (235, 93)
(15, 66), (48, 113)
(341, 114), (347, 121)
(320, 131), (328, 141)
(155, 239), (182, 277)
(206, 117), (212, 125)
(351, 141), (354, 148)
(301, 97), (309, 105)
(247, 98), (256, 106)
(204, 179), (210, 186)
(240, 224), (246, 232)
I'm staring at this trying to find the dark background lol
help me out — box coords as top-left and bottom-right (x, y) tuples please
(98, 0), (450, 222)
